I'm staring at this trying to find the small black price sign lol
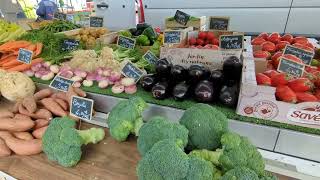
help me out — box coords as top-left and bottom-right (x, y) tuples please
(174, 10), (191, 25)
(277, 58), (305, 77)
(90, 16), (104, 27)
(219, 35), (244, 50)
(121, 61), (144, 82)
(164, 31), (182, 44)
(54, 12), (66, 20)
(283, 45), (315, 65)
(70, 96), (94, 121)
(49, 75), (75, 92)
(62, 39), (80, 51)
(117, 35), (136, 49)
(143, 50), (159, 65)
(209, 16), (230, 31)
(17, 48), (33, 64)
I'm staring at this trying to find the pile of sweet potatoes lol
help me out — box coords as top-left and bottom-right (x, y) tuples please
(0, 86), (86, 157)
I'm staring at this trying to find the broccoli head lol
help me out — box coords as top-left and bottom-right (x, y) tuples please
(221, 167), (259, 180)
(137, 116), (188, 156)
(186, 157), (215, 180)
(42, 117), (105, 167)
(107, 96), (148, 142)
(180, 103), (228, 150)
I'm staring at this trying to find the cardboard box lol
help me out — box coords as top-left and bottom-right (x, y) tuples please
(165, 16), (207, 30)
(236, 50), (320, 129)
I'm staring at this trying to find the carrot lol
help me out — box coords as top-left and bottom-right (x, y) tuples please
(34, 89), (53, 101)
(2, 60), (22, 68)
(0, 131), (42, 155)
(32, 126), (48, 139)
(22, 96), (37, 113)
(41, 98), (68, 117)
(34, 119), (49, 129)
(26, 44), (37, 52)
(13, 132), (34, 141)
(7, 58), (43, 72)
(0, 138), (11, 157)
(0, 41), (32, 52)
(0, 117), (35, 132)
(34, 43), (43, 57)
(0, 56), (17, 66)
(0, 110), (14, 118)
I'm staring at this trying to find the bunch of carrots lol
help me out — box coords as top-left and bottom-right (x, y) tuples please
(0, 40), (44, 72)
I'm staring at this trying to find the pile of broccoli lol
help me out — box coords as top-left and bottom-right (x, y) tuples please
(135, 103), (278, 180)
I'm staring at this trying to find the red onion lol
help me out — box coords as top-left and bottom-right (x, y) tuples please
(125, 85), (137, 94)
(111, 84), (125, 94)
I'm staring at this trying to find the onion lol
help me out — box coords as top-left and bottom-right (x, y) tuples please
(59, 65), (72, 72)
(111, 84), (124, 94)
(41, 72), (55, 81)
(125, 85), (137, 94)
(96, 74), (108, 82)
(50, 65), (60, 74)
(59, 71), (73, 79)
(31, 63), (42, 72)
(96, 67), (105, 75)
(102, 69), (111, 77)
(109, 71), (121, 82)
(98, 80), (109, 89)
(73, 81), (81, 88)
(35, 70), (50, 78)
(23, 70), (34, 77)
(86, 72), (96, 81)
(120, 77), (135, 87)
(42, 61), (51, 68)
(83, 80), (93, 87)
(71, 76), (83, 82)
(74, 69), (87, 78)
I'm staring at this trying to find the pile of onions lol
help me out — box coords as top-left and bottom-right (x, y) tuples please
(23, 62), (59, 81)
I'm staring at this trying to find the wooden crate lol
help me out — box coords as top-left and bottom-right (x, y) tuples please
(165, 16), (206, 30)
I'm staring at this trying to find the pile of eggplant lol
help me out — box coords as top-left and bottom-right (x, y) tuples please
(140, 56), (243, 108)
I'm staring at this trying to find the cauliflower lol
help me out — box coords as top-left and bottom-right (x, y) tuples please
(0, 71), (35, 101)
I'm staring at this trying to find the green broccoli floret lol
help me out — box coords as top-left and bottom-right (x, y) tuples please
(119, 30), (132, 37)
(137, 116), (188, 156)
(107, 96), (148, 142)
(221, 167), (259, 180)
(180, 103), (228, 150)
(136, 34), (150, 46)
(42, 117), (105, 167)
(186, 157), (215, 180)
(150, 41), (161, 57)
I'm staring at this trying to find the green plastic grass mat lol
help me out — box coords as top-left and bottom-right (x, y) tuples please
(32, 77), (320, 135)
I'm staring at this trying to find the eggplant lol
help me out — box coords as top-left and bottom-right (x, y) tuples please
(137, 23), (151, 31)
(210, 70), (224, 86)
(171, 65), (187, 82)
(156, 58), (172, 78)
(152, 82), (169, 100)
(223, 56), (243, 82)
(194, 80), (216, 102)
(172, 82), (190, 101)
(219, 81), (239, 108)
(129, 28), (137, 36)
(188, 65), (210, 85)
(140, 74), (157, 91)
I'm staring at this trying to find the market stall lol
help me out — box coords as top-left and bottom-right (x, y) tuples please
(1, 6), (320, 180)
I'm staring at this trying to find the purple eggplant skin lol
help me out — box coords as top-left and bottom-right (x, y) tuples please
(222, 56), (243, 82)
(194, 80), (216, 102)
(172, 82), (190, 101)
(152, 81), (169, 100)
(219, 81), (239, 108)
(156, 58), (172, 78)
(171, 65), (187, 83)
(140, 74), (158, 91)
(210, 70), (224, 87)
(188, 64), (210, 85)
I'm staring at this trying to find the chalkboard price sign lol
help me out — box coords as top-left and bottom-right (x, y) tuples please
(66, 14), (74, 22)
(54, 12), (66, 20)
(219, 35), (244, 50)
(143, 50), (159, 65)
(277, 58), (305, 77)
(117, 35), (136, 49)
(70, 96), (94, 121)
(174, 10), (191, 26)
(62, 39), (80, 51)
(209, 16), (230, 31)
(164, 31), (182, 44)
(283, 45), (315, 65)
(17, 48), (33, 64)
(121, 61), (145, 82)
(49, 75), (75, 92)
(90, 16), (104, 27)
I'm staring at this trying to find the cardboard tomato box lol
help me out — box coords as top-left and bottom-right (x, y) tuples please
(236, 50), (320, 129)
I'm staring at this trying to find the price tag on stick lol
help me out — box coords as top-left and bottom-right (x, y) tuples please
(117, 35), (136, 49)
(49, 75), (75, 92)
(277, 57), (305, 77)
(174, 10), (191, 25)
(90, 16), (104, 27)
(143, 50), (159, 65)
(121, 61), (145, 82)
(219, 35), (244, 50)
(164, 31), (182, 44)
(70, 96), (94, 121)
(209, 16), (230, 31)
(17, 48), (33, 64)
(62, 39), (80, 51)
(283, 45), (315, 65)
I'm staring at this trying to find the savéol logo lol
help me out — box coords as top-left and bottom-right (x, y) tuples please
(287, 107), (320, 125)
